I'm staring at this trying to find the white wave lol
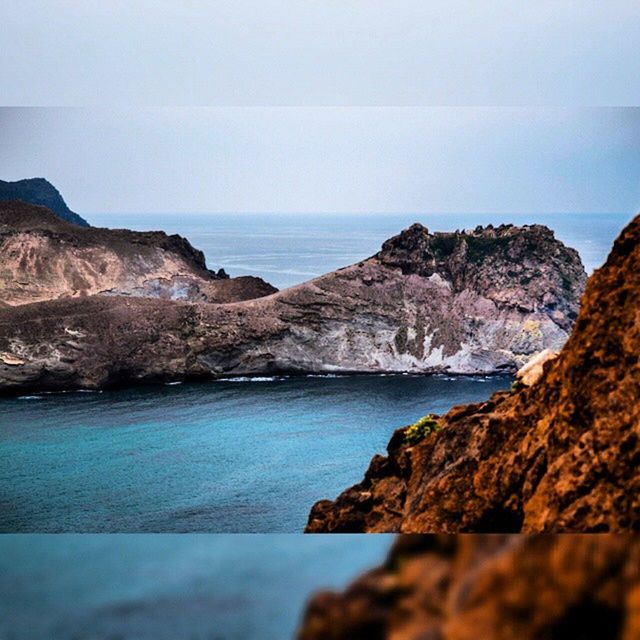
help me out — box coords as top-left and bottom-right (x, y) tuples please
(218, 376), (282, 383)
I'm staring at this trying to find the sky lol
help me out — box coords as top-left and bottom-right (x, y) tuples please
(1, 1), (639, 106)
(0, 107), (639, 215)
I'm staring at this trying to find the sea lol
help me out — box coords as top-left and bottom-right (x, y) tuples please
(92, 211), (632, 289)
(0, 211), (632, 639)
(0, 534), (393, 640)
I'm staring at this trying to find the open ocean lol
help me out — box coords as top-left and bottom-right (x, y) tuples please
(89, 211), (633, 288)
(0, 212), (633, 638)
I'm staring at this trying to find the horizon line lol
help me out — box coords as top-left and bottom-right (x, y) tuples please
(83, 210), (636, 216)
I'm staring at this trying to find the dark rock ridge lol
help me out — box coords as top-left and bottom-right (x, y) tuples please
(298, 534), (640, 640)
(305, 214), (640, 533)
(0, 177), (89, 226)
(0, 216), (585, 392)
(378, 222), (581, 332)
(0, 201), (276, 306)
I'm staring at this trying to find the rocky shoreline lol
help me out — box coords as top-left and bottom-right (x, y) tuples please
(305, 214), (640, 533)
(298, 534), (640, 640)
(0, 199), (586, 394)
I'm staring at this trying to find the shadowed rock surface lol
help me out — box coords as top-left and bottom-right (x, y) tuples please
(0, 215), (585, 392)
(0, 178), (89, 226)
(298, 534), (640, 640)
(0, 201), (276, 306)
(306, 215), (640, 533)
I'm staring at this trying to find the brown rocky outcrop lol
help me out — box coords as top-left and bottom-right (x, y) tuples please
(0, 200), (276, 305)
(298, 534), (640, 640)
(305, 215), (640, 533)
(0, 209), (585, 392)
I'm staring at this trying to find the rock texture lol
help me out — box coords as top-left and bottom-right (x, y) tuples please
(0, 201), (276, 306)
(260, 221), (584, 376)
(298, 534), (640, 640)
(0, 178), (89, 226)
(306, 215), (640, 533)
(0, 215), (585, 393)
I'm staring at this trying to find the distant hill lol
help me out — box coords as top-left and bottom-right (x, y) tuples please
(0, 200), (276, 306)
(0, 178), (89, 227)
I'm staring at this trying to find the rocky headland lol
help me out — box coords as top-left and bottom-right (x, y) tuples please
(298, 534), (640, 640)
(0, 203), (585, 393)
(306, 215), (640, 533)
(0, 177), (89, 227)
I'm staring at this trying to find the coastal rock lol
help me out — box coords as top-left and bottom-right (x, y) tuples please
(298, 534), (640, 639)
(254, 222), (585, 377)
(305, 215), (640, 533)
(0, 216), (585, 392)
(0, 201), (276, 306)
(516, 348), (557, 387)
(0, 177), (89, 226)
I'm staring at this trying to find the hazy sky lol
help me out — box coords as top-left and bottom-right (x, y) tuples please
(2, 1), (639, 106)
(0, 107), (638, 214)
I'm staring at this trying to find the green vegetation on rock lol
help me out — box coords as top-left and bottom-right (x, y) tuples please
(404, 414), (440, 445)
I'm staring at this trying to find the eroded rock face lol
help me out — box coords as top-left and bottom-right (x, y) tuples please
(0, 201), (276, 306)
(298, 534), (640, 640)
(270, 222), (585, 375)
(0, 215), (585, 392)
(305, 215), (640, 533)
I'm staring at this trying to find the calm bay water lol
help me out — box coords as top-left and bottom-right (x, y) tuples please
(0, 534), (393, 640)
(1, 375), (511, 532)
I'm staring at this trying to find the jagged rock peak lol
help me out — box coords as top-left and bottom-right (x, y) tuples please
(377, 221), (559, 276)
(375, 221), (585, 331)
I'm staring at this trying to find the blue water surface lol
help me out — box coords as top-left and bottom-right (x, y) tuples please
(0, 375), (511, 532)
(0, 533), (393, 640)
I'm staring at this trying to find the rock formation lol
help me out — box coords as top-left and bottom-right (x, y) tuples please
(298, 534), (640, 640)
(0, 177), (89, 226)
(0, 200), (276, 306)
(306, 215), (640, 533)
(0, 208), (585, 392)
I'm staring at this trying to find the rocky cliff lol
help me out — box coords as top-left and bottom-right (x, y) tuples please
(264, 222), (584, 376)
(0, 216), (584, 392)
(298, 534), (640, 640)
(306, 214), (640, 533)
(0, 178), (89, 226)
(0, 201), (276, 306)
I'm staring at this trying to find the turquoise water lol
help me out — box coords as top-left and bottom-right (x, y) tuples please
(0, 375), (511, 532)
(90, 212), (632, 289)
(0, 534), (393, 639)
